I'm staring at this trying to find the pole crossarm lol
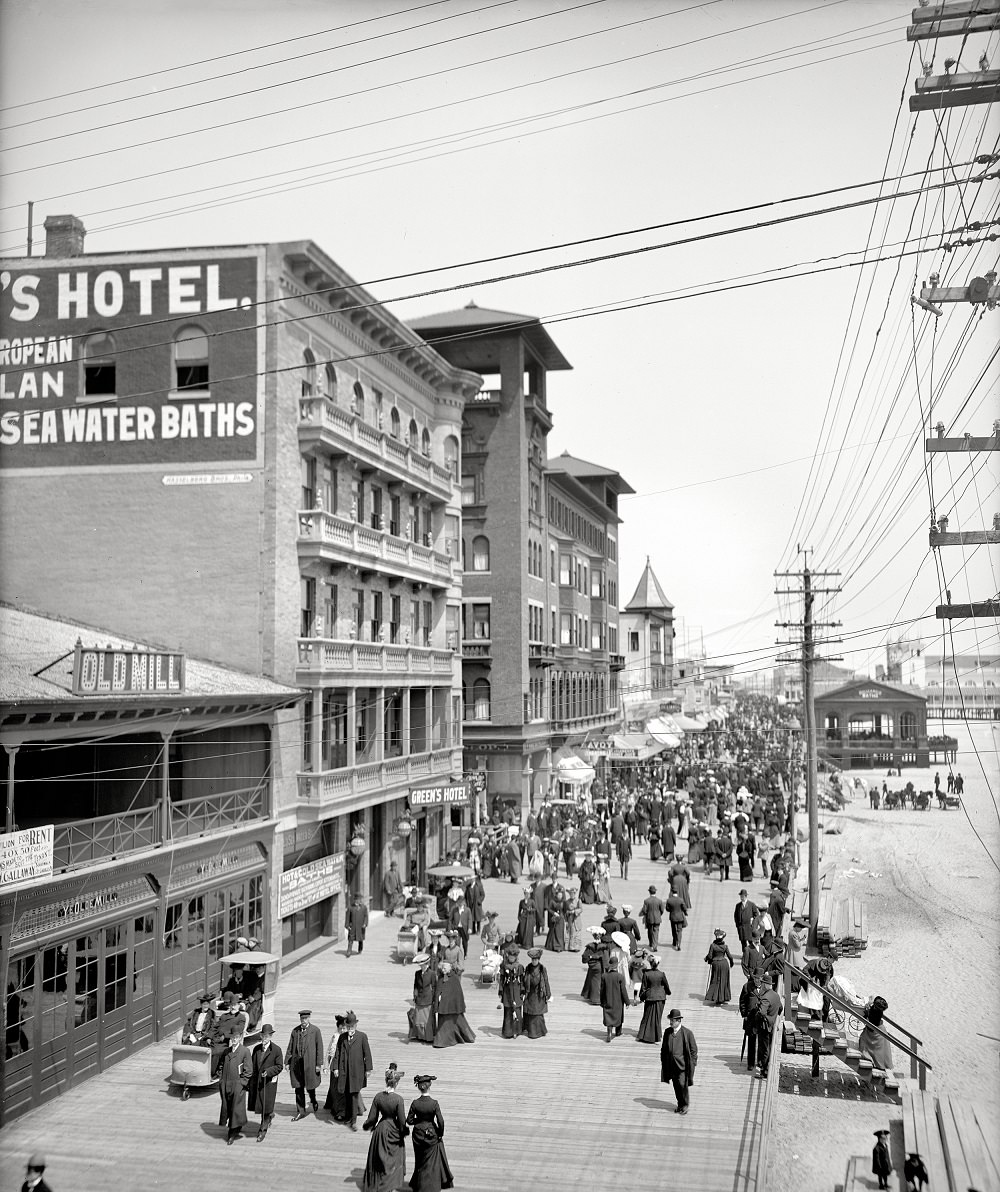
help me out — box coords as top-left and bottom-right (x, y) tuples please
(926, 434), (1000, 452)
(920, 272), (999, 307)
(936, 598), (1000, 618)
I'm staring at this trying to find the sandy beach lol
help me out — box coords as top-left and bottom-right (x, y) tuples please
(766, 721), (1000, 1191)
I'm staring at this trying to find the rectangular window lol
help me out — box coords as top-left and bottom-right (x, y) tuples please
(592, 569), (604, 598)
(301, 456), (316, 509)
(371, 486), (383, 530)
(390, 595), (401, 644)
(324, 583), (338, 638)
(629, 631), (639, 652)
(320, 461), (336, 512)
(592, 622), (605, 650)
(444, 513), (459, 560)
(560, 613), (573, 646)
(371, 591), (383, 642)
(422, 600), (433, 647)
(446, 604), (459, 651)
(353, 588), (364, 638)
(473, 604), (491, 639)
(551, 608), (557, 644)
(300, 577), (316, 637)
(559, 554), (572, 586)
(550, 547), (556, 583)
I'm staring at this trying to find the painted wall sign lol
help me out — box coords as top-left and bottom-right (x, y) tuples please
(0, 251), (264, 471)
(11, 876), (155, 942)
(857, 688), (883, 699)
(0, 824), (54, 886)
(279, 853), (345, 918)
(166, 844), (264, 893)
(410, 782), (469, 808)
(71, 644), (185, 695)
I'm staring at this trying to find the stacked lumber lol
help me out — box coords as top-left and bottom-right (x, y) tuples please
(817, 895), (867, 958)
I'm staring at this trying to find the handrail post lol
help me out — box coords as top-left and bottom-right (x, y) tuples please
(909, 1034), (918, 1082)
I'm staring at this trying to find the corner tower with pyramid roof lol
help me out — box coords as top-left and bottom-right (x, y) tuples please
(621, 557), (675, 721)
(408, 302), (629, 818)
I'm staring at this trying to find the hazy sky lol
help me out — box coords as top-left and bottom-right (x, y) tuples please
(2, 0), (997, 684)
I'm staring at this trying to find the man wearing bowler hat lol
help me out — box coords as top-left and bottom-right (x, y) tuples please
(249, 1024), (283, 1142)
(332, 1010), (373, 1131)
(286, 1009), (323, 1120)
(660, 1008), (698, 1115)
(641, 886), (665, 949)
(21, 1152), (52, 1192)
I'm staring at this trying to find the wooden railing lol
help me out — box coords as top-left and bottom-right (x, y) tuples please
(52, 806), (160, 871)
(170, 784), (267, 840)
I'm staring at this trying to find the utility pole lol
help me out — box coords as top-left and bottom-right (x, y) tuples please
(776, 552), (841, 947)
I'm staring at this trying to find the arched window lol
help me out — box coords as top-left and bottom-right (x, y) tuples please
(409, 419), (419, 448)
(421, 428), (431, 457)
(301, 349), (316, 397)
(390, 407), (401, 439)
(352, 381), (365, 418)
(82, 331), (116, 398)
(473, 678), (491, 721)
(324, 363), (338, 400)
(472, 535), (490, 571)
(444, 435), (459, 480)
(174, 326), (209, 392)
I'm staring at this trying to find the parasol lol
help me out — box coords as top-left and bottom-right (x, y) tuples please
(426, 864), (474, 878)
(610, 931), (631, 952)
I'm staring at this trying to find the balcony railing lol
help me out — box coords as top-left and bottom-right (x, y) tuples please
(529, 642), (556, 666)
(52, 806), (160, 872)
(461, 640), (492, 661)
(297, 637), (455, 676)
(609, 654), (626, 670)
(549, 710), (619, 732)
(298, 509), (457, 587)
(296, 747), (459, 806)
(298, 397), (454, 498)
(171, 786), (267, 839)
(46, 785), (269, 872)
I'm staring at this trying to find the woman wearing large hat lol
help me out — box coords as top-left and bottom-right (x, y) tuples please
(520, 948), (551, 1039)
(636, 955), (671, 1043)
(704, 928), (736, 1007)
(407, 955), (437, 1045)
(406, 1075), (454, 1191)
(361, 1063), (408, 1191)
(432, 963), (476, 1049)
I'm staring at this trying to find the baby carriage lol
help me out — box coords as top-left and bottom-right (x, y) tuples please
(480, 946), (502, 985)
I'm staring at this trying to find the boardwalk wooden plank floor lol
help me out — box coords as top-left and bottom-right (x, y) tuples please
(0, 850), (777, 1191)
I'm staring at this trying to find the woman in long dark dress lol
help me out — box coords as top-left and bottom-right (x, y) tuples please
(497, 949), (524, 1038)
(407, 956), (436, 1044)
(515, 889), (537, 948)
(324, 1015), (348, 1118)
(580, 928), (607, 1004)
(578, 855), (598, 904)
(704, 928), (736, 1006)
(406, 1075), (453, 1192)
(520, 948), (551, 1038)
(736, 833), (755, 884)
(543, 887), (565, 952)
(648, 823), (663, 862)
(636, 954), (671, 1043)
(432, 963), (476, 1048)
(362, 1064), (409, 1192)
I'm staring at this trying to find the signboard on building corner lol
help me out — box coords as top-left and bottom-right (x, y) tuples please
(0, 824), (54, 886)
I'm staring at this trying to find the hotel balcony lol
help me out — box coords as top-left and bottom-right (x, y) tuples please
(609, 654), (626, 670)
(461, 639), (492, 663)
(296, 747), (459, 808)
(298, 509), (457, 589)
(549, 709), (620, 734)
(298, 397), (454, 501)
(296, 637), (456, 680)
(529, 642), (556, 667)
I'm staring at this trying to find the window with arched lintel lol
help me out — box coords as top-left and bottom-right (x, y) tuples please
(472, 535), (490, 571)
(473, 678), (491, 721)
(324, 363), (338, 400)
(301, 349), (316, 398)
(421, 428), (431, 457)
(174, 326), (209, 392)
(408, 419), (419, 448)
(352, 381), (365, 418)
(444, 435), (459, 480)
(390, 407), (401, 439)
(83, 331), (117, 397)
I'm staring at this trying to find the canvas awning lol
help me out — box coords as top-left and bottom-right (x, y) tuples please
(647, 716), (684, 746)
(554, 755), (595, 785)
(607, 732), (666, 761)
(673, 713), (708, 732)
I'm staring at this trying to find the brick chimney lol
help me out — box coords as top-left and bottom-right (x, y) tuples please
(43, 214), (86, 257)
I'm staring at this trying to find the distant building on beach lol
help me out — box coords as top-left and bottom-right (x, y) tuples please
(900, 651), (1000, 722)
(816, 678), (929, 769)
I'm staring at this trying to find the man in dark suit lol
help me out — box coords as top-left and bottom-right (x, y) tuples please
(249, 1023), (283, 1142)
(346, 896), (369, 956)
(286, 1009), (324, 1120)
(660, 1008), (698, 1114)
(617, 904), (641, 953)
(733, 889), (759, 952)
(641, 886), (665, 949)
(752, 977), (783, 1078)
(218, 1033), (253, 1145)
(332, 1010), (373, 1131)
(449, 896), (473, 958)
(741, 930), (765, 981)
(767, 882), (787, 938)
(665, 891), (687, 951)
(21, 1153), (53, 1192)
(715, 831), (733, 881)
(600, 905), (620, 940)
(599, 958), (631, 1042)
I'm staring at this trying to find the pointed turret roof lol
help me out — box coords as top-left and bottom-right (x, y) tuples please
(626, 558), (674, 612)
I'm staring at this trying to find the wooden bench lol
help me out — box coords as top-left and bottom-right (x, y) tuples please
(937, 1092), (1000, 1192)
(902, 1089), (950, 1192)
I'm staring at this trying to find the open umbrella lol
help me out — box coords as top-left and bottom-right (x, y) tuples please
(426, 864), (474, 879)
(610, 931), (631, 952)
